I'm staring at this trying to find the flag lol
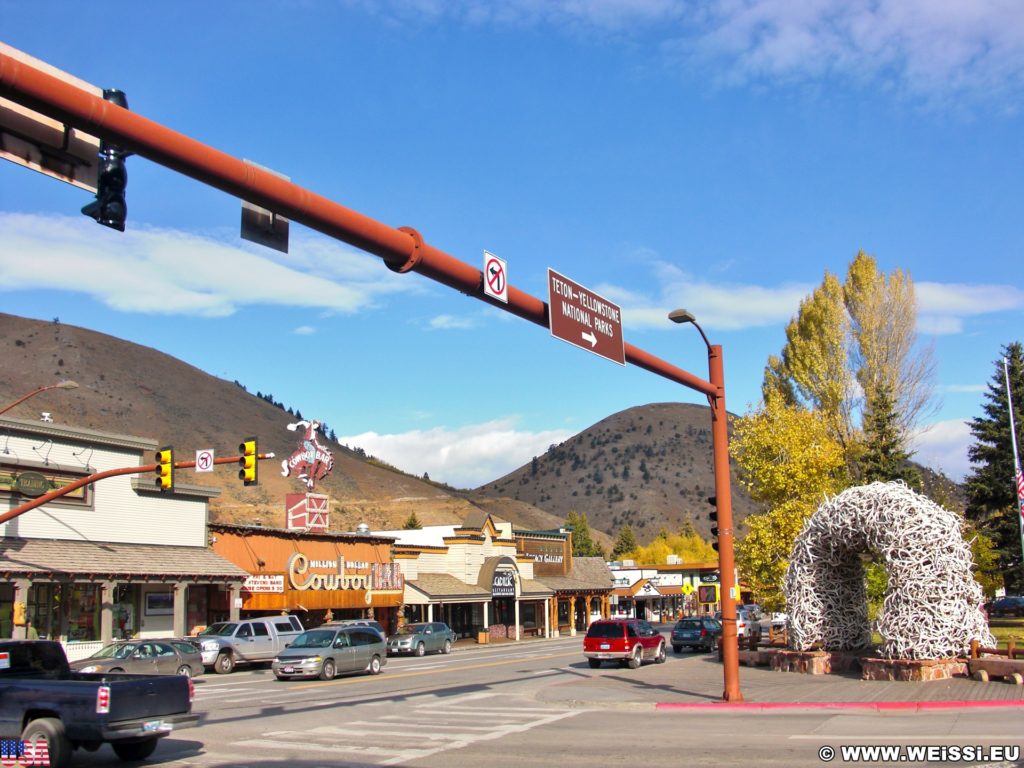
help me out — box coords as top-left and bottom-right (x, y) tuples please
(0, 739), (22, 768)
(1017, 463), (1024, 518)
(22, 738), (49, 767)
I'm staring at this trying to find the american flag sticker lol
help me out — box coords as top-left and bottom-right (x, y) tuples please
(0, 738), (50, 767)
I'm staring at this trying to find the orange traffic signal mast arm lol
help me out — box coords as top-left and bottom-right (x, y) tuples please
(0, 453), (275, 524)
(0, 49), (715, 398)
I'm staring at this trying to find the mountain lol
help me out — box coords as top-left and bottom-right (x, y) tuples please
(0, 312), (614, 547)
(474, 402), (763, 542)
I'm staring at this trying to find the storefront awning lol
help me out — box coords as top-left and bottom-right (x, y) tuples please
(405, 573), (491, 603)
(0, 537), (249, 580)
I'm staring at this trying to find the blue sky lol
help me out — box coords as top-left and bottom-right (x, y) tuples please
(1, 1), (1022, 488)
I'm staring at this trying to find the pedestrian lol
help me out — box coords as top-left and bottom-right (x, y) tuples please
(25, 619), (38, 640)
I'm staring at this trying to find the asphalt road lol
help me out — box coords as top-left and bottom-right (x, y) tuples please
(66, 634), (1024, 768)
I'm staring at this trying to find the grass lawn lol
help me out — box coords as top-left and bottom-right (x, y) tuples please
(987, 618), (1024, 651)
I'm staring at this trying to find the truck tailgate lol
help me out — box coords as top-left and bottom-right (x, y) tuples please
(80, 673), (193, 721)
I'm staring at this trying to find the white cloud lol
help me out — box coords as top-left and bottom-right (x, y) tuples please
(293, 325), (316, 335)
(0, 212), (414, 317)
(339, 418), (573, 488)
(674, 0), (1024, 103)
(911, 419), (973, 481)
(357, 1), (1024, 103)
(941, 384), (987, 394)
(428, 314), (477, 330)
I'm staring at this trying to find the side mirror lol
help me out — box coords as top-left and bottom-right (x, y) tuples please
(284, 642), (291, 648)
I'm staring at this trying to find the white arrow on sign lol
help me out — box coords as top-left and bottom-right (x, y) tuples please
(581, 331), (597, 347)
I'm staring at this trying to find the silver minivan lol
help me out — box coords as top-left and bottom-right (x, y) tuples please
(272, 626), (387, 681)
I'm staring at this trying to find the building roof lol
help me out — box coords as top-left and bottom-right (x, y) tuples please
(373, 525), (458, 547)
(406, 573), (491, 601)
(0, 537), (249, 580)
(537, 556), (614, 593)
(0, 416), (159, 452)
(209, 521), (396, 544)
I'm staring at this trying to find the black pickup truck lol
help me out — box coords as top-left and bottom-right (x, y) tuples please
(0, 640), (198, 767)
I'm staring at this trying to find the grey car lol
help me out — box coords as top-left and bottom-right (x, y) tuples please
(387, 622), (456, 656)
(70, 639), (204, 678)
(272, 626), (386, 681)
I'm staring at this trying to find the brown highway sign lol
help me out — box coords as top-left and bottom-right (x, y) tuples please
(547, 268), (625, 365)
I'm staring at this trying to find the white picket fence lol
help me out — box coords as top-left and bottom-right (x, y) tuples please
(62, 641), (105, 662)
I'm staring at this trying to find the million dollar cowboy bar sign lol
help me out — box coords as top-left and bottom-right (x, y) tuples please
(287, 553), (403, 603)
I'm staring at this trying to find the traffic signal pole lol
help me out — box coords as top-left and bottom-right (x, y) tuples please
(0, 49), (742, 700)
(0, 452), (275, 524)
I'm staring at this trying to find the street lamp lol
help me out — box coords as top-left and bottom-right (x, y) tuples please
(0, 380), (79, 416)
(669, 308), (743, 702)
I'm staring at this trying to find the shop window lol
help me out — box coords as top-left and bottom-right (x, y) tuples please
(68, 584), (100, 642)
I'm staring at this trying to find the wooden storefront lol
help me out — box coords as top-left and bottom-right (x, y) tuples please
(209, 523), (404, 635)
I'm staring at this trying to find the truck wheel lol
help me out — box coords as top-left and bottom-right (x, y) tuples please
(112, 738), (159, 761)
(215, 652), (235, 674)
(319, 659), (336, 681)
(22, 717), (71, 768)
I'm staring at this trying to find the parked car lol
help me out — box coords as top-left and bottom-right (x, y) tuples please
(70, 638), (204, 678)
(714, 609), (763, 643)
(583, 618), (666, 669)
(770, 612), (789, 630)
(0, 640), (197, 768)
(670, 617), (722, 653)
(387, 622), (456, 656)
(323, 618), (387, 641)
(196, 615), (304, 673)
(272, 625), (386, 680)
(988, 596), (1024, 618)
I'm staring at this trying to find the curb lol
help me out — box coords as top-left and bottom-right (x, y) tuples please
(655, 699), (1024, 712)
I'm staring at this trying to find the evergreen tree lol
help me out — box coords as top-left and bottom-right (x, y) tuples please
(861, 381), (922, 489)
(402, 511), (422, 530)
(965, 342), (1024, 592)
(610, 525), (638, 560)
(565, 511), (605, 558)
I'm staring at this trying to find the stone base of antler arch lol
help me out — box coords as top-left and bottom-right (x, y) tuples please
(770, 650), (862, 675)
(860, 657), (967, 682)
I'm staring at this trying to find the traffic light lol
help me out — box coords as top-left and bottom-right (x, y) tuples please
(239, 437), (258, 486)
(155, 446), (174, 492)
(708, 495), (719, 552)
(12, 601), (25, 626)
(81, 89), (129, 231)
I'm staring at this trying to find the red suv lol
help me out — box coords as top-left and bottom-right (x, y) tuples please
(583, 619), (666, 669)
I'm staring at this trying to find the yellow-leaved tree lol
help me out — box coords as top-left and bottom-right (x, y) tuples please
(625, 529), (717, 565)
(732, 390), (847, 610)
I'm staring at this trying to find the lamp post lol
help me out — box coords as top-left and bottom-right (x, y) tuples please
(669, 309), (743, 702)
(0, 380), (79, 416)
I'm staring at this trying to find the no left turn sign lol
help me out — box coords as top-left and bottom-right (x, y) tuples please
(195, 449), (214, 472)
(483, 251), (508, 304)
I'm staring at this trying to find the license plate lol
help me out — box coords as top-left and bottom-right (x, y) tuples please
(282, 666), (294, 673)
(143, 720), (171, 733)
(600, 643), (610, 650)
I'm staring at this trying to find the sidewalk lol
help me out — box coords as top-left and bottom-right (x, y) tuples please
(452, 630), (1024, 710)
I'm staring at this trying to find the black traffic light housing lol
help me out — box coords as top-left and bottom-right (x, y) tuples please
(708, 495), (719, 551)
(81, 89), (129, 231)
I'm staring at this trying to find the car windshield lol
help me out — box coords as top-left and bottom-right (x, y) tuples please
(398, 624), (426, 635)
(676, 620), (701, 630)
(199, 623), (237, 637)
(586, 623), (624, 639)
(291, 630), (337, 648)
(90, 643), (136, 659)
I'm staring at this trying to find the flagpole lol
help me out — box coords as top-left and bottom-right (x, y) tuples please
(1003, 357), (1024, 575)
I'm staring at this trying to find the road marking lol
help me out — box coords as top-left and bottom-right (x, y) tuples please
(286, 649), (581, 691)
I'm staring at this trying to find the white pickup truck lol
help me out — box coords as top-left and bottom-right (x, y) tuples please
(196, 616), (304, 674)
